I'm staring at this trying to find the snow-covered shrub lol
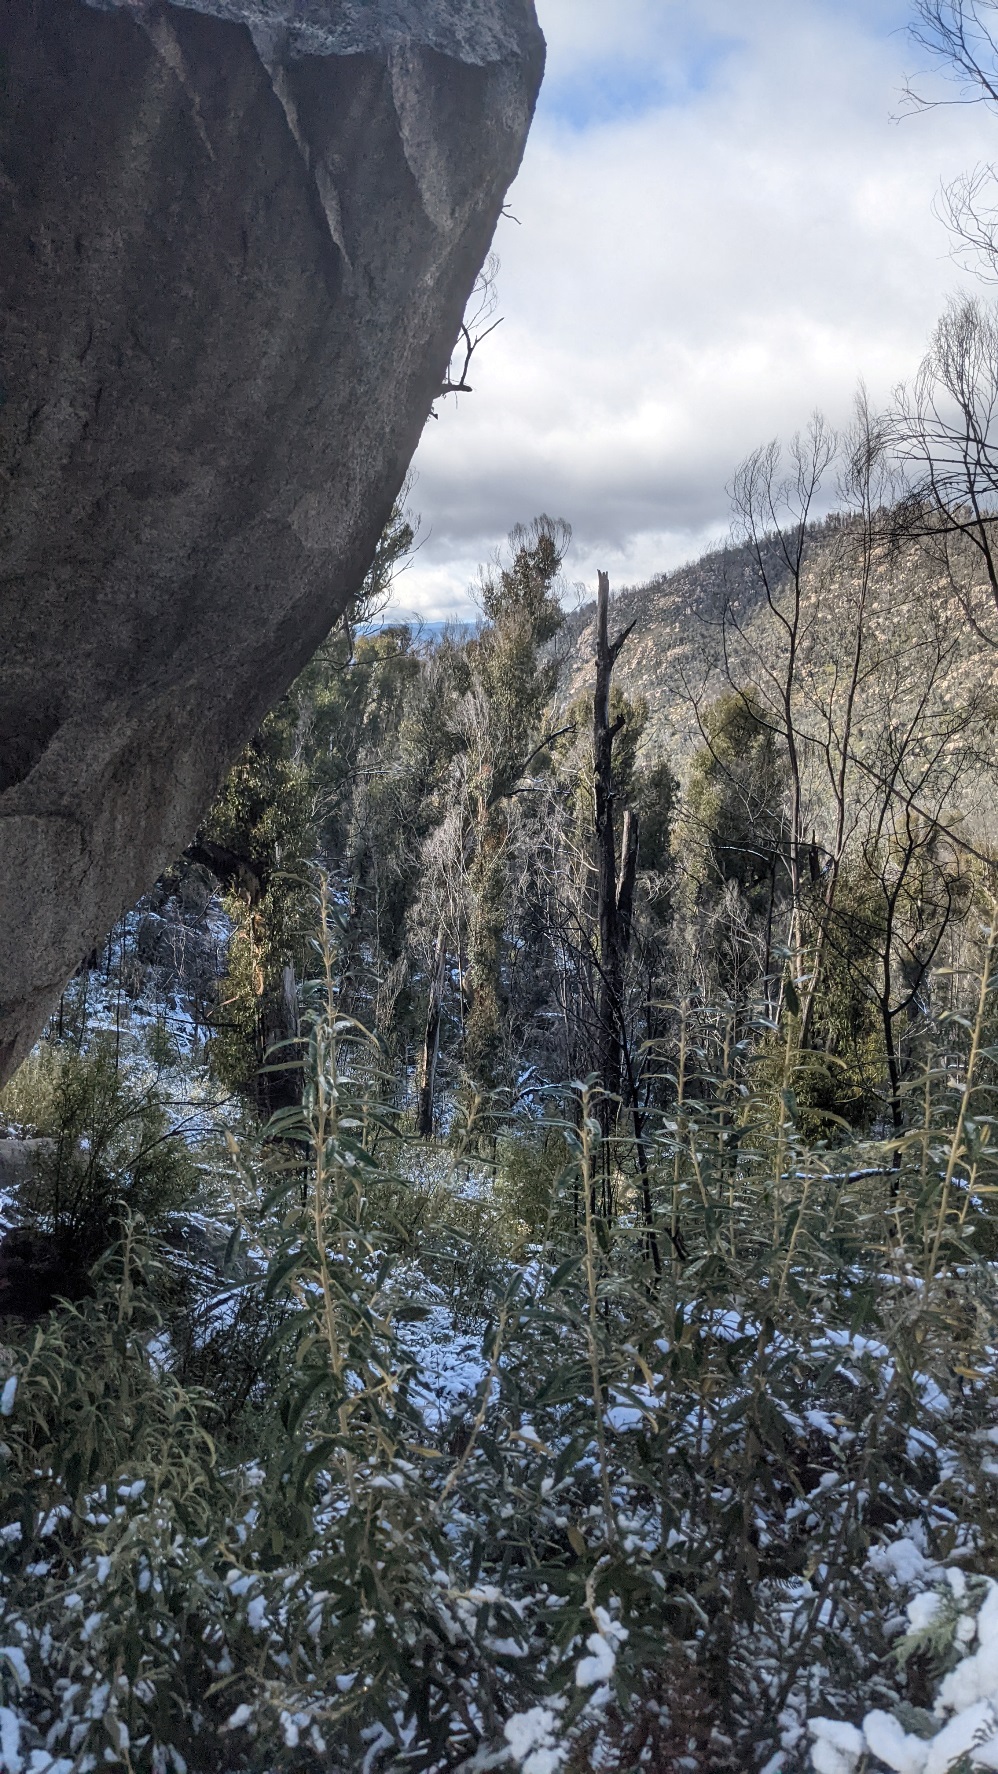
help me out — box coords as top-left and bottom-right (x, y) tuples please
(3, 888), (998, 1770)
(811, 1573), (998, 1772)
(0, 1034), (197, 1269)
(0, 894), (614, 1771)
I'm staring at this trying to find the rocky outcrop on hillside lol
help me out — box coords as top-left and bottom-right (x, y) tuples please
(0, 0), (543, 1085)
(555, 519), (879, 763)
(555, 534), (787, 758)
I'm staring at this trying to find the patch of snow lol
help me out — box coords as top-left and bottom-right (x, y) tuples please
(915, 1375), (952, 1418)
(862, 1709), (927, 1773)
(809, 1716), (863, 1774)
(396, 1303), (489, 1429)
(937, 1583), (998, 1713)
(575, 1610), (626, 1689)
(504, 1704), (566, 1774)
(0, 1648), (28, 1687)
(869, 1536), (935, 1588)
(0, 1706), (22, 1774)
(924, 1701), (998, 1770)
(907, 1592), (942, 1632)
(805, 1408), (839, 1438)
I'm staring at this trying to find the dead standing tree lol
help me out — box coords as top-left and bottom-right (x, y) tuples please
(593, 572), (637, 1133)
(415, 929), (448, 1139)
(592, 570), (665, 1272)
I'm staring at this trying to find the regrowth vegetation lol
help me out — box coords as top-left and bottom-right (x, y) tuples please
(4, 408), (998, 1771)
(12, 13), (998, 1763)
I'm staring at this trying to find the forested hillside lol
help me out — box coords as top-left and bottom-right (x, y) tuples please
(4, 354), (998, 1769)
(10, 143), (998, 1774)
(169, 395), (998, 1163)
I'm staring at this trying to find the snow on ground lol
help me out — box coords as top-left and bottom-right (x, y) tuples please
(395, 1300), (489, 1429)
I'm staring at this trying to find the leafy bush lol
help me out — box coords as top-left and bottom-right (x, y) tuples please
(810, 1570), (998, 1771)
(0, 1035), (197, 1271)
(2, 899), (998, 1771)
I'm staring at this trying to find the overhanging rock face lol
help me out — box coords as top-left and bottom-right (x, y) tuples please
(0, 0), (544, 1083)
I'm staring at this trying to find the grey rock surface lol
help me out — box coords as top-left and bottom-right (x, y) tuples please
(0, 0), (543, 1085)
(85, 0), (535, 65)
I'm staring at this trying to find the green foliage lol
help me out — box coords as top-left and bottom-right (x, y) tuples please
(202, 494), (420, 1107)
(552, 685), (647, 831)
(1, 906), (998, 1770)
(679, 688), (789, 911)
(0, 1035), (196, 1267)
(478, 516), (567, 641)
(0, 1040), (63, 1133)
(471, 515), (567, 798)
(145, 1018), (183, 1072)
(491, 1126), (574, 1238)
(633, 753), (678, 875)
(460, 519), (570, 1097)
(16, 462), (998, 1769)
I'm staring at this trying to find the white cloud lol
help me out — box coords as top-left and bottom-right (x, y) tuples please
(392, 0), (993, 618)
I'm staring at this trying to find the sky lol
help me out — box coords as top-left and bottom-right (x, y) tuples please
(388, 0), (995, 622)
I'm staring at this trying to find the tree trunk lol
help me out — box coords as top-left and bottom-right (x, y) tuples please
(620, 1026), (664, 1276)
(594, 573), (622, 1103)
(592, 571), (637, 1211)
(616, 808), (639, 951)
(256, 962), (301, 1120)
(416, 931), (447, 1138)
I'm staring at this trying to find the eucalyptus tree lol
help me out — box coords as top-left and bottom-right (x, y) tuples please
(722, 416), (836, 1008)
(892, 297), (998, 647)
(410, 518), (570, 1133)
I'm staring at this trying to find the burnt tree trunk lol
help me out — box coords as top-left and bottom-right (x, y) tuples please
(592, 571), (638, 1214)
(255, 961), (302, 1122)
(416, 930), (447, 1138)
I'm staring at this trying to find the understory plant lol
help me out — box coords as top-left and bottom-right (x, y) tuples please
(1, 893), (997, 1772)
(0, 1035), (198, 1285)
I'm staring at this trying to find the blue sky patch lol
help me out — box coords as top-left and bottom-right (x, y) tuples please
(538, 33), (742, 132)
